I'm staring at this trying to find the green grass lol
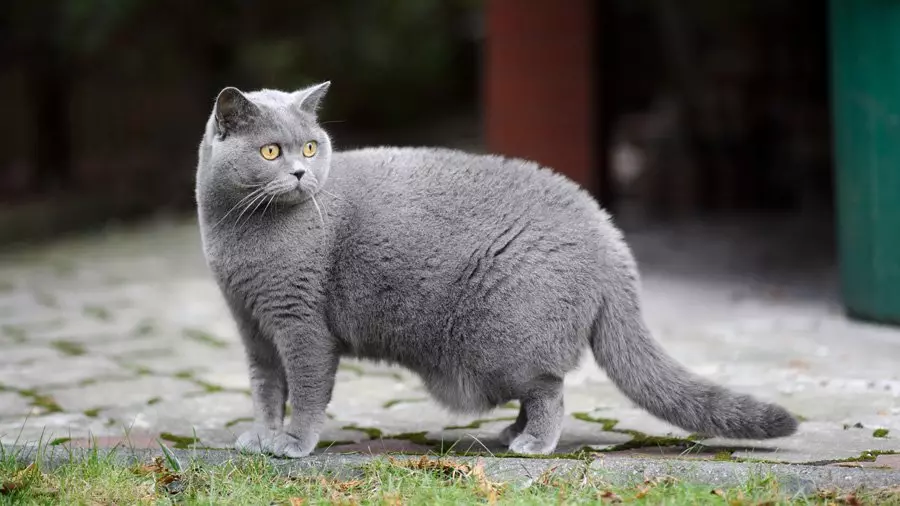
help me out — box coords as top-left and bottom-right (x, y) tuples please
(873, 428), (890, 438)
(2, 449), (896, 506)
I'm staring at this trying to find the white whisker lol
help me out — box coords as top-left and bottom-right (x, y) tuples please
(233, 188), (270, 227)
(237, 188), (274, 229)
(310, 194), (325, 228)
(320, 189), (345, 201)
(211, 187), (266, 230)
(260, 193), (277, 218)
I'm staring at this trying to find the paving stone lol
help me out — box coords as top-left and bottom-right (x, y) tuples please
(1, 219), (900, 465)
(0, 355), (125, 389)
(0, 391), (31, 417)
(47, 376), (199, 413)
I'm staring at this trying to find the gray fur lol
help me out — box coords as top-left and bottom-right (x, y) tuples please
(195, 83), (798, 457)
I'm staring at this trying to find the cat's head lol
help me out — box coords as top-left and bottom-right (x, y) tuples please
(196, 82), (332, 210)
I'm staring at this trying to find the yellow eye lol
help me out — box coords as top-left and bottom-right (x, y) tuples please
(260, 144), (281, 160)
(302, 141), (318, 158)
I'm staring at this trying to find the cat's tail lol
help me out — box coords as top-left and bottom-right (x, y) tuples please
(589, 269), (798, 439)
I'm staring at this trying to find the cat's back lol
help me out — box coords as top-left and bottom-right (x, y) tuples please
(329, 147), (604, 224)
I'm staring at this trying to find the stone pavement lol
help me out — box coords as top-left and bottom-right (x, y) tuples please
(0, 217), (898, 470)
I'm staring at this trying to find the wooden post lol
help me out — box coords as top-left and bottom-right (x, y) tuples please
(484, 0), (597, 193)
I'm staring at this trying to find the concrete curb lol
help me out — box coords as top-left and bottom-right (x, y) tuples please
(5, 445), (899, 494)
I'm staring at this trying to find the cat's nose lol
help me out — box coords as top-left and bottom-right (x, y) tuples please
(291, 168), (305, 180)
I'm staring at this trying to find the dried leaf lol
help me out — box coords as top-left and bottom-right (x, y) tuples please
(382, 493), (403, 506)
(839, 493), (862, 506)
(711, 488), (725, 497)
(289, 498), (305, 506)
(1, 464), (38, 495)
(599, 490), (622, 503)
(635, 486), (651, 499)
(132, 456), (178, 486)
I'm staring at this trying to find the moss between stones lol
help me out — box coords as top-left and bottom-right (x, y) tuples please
(572, 412), (619, 432)
(159, 432), (200, 449)
(183, 328), (229, 348)
(571, 411), (704, 453)
(224, 417), (254, 429)
(873, 428), (890, 438)
(342, 425), (384, 439)
(83, 305), (112, 321)
(191, 379), (225, 394)
(1, 325), (28, 343)
(382, 398), (427, 409)
(33, 291), (59, 308)
(444, 416), (517, 431)
(50, 339), (86, 356)
(316, 440), (354, 449)
(83, 407), (102, 418)
(835, 450), (898, 463)
(18, 389), (63, 414)
(133, 319), (157, 336)
(146, 397), (162, 406)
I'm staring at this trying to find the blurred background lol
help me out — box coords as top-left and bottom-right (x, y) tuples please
(0, 0), (897, 323)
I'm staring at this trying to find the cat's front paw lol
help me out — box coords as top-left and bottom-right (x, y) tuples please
(235, 425), (279, 454)
(508, 433), (556, 455)
(498, 423), (522, 446)
(235, 426), (318, 458)
(270, 431), (318, 458)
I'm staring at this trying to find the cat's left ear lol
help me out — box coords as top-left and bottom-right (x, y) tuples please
(292, 81), (331, 117)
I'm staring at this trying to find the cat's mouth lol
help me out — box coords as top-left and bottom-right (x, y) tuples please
(269, 174), (320, 205)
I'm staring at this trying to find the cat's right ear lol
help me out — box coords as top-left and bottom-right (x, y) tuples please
(214, 87), (259, 138)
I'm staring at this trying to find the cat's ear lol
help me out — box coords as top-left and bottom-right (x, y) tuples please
(214, 87), (259, 138)
(292, 81), (331, 117)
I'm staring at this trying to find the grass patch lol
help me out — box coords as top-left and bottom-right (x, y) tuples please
(0, 451), (895, 505)
(182, 328), (229, 349)
(873, 428), (890, 438)
(49, 340), (86, 357)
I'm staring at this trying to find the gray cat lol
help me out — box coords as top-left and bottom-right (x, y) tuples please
(195, 82), (798, 457)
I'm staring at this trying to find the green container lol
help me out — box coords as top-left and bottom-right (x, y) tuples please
(830, 0), (900, 324)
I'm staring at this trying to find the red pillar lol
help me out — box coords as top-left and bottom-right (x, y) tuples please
(484, 0), (597, 192)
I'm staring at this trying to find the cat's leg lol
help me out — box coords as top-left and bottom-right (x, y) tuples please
(230, 303), (288, 454)
(267, 324), (339, 458)
(498, 406), (527, 446)
(507, 378), (564, 455)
